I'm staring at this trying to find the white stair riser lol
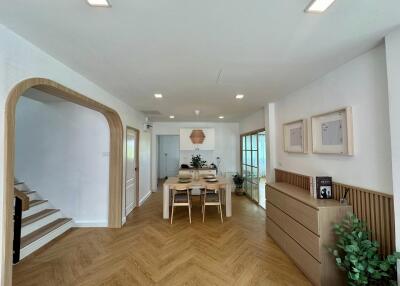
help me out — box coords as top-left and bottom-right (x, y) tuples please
(21, 212), (62, 237)
(14, 183), (30, 192)
(22, 202), (50, 218)
(20, 221), (73, 260)
(27, 192), (40, 201)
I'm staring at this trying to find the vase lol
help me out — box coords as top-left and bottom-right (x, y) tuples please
(193, 169), (200, 181)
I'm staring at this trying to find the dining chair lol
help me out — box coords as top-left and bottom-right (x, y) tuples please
(170, 184), (192, 224)
(201, 183), (223, 223)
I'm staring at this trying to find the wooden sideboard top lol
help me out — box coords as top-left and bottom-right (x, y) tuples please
(267, 182), (347, 210)
(179, 168), (217, 171)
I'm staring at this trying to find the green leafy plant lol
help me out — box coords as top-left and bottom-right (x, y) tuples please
(190, 155), (206, 169)
(232, 173), (244, 188)
(330, 213), (400, 286)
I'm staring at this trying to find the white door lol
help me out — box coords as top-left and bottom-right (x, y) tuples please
(125, 128), (137, 216)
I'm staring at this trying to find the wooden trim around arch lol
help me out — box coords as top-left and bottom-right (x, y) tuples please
(2, 78), (124, 286)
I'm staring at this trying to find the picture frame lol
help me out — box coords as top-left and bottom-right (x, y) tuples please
(311, 107), (353, 155)
(283, 119), (308, 153)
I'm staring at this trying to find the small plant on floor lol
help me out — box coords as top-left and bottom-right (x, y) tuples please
(232, 173), (245, 196)
(190, 154), (207, 169)
(329, 213), (400, 286)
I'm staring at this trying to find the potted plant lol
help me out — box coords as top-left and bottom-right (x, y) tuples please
(190, 155), (207, 180)
(330, 213), (400, 286)
(233, 173), (245, 196)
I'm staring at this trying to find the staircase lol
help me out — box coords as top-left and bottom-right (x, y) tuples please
(14, 179), (73, 262)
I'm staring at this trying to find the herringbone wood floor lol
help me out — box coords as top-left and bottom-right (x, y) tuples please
(13, 191), (311, 286)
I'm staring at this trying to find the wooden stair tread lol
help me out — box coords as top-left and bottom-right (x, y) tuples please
(21, 218), (72, 248)
(22, 209), (59, 227)
(29, 200), (47, 207)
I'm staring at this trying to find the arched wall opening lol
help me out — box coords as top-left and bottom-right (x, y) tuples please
(3, 78), (123, 285)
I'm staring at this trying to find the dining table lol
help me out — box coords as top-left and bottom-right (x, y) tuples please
(162, 176), (232, 219)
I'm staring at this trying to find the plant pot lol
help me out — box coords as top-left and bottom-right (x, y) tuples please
(235, 187), (245, 196)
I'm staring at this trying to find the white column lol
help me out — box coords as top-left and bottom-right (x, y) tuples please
(264, 103), (277, 183)
(385, 28), (400, 282)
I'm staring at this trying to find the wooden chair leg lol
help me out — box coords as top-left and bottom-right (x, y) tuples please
(170, 206), (174, 224)
(202, 194), (206, 223)
(220, 203), (224, 223)
(188, 204), (192, 224)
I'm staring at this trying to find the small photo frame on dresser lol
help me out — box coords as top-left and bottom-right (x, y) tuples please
(283, 119), (308, 153)
(316, 176), (333, 199)
(311, 107), (353, 155)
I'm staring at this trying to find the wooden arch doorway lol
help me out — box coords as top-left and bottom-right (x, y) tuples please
(2, 78), (124, 285)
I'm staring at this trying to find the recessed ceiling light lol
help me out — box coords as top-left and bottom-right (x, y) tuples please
(219, 116), (224, 119)
(169, 115), (175, 119)
(305, 0), (336, 13)
(195, 110), (200, 116)
(87, 0), (111, 7)
(154, 93), (163, 99)
(236, 94), (244, 99)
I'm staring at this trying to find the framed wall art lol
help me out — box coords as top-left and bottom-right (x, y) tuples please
(283, 119), (308, 153)
(311, 107), (353, 155)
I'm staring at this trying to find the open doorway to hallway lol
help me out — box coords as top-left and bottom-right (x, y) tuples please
(157, 135), (180, 181)
(4, 79), (124, 285)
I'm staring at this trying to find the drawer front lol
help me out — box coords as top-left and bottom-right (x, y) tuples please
(267, 202), (320, 261)
(267, 218), (321, 286)
(267, 187), (319, 234)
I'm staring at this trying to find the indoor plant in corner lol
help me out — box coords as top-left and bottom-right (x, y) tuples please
(330, 213), (400, 286)
(233, 173), (245, 196)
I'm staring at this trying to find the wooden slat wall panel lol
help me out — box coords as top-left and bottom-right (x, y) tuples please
(332, 182), (395, 257)
(275, 169), (313, 191)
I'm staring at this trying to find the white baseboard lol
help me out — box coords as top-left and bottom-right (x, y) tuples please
(122, 216), (127, 225)
(139, 191), (152, 206)
(125, 202), (135, 216)
(20, 220), (73, 260)
(73, 220), (108, 227)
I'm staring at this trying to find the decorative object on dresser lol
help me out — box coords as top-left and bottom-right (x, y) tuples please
(330, 213), (400, 286)
(316, 176), (332, 199)
(311, 107), (354, 155)
(232, 173), (245, 196)
(283, 119), (308, 153)
(267, 169), (352, 285)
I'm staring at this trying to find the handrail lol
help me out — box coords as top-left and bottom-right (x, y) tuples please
(14, 189), (29, 211)
(13, 188), (29, 263)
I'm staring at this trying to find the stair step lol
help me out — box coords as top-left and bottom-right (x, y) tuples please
(22, 209), (59, 227)
(23, 200), (49, 218)
(21, 218), (72, 249)
(21, 209), (61, 236)
(23, 191), (38, 200)
(29, 200), (47, 207)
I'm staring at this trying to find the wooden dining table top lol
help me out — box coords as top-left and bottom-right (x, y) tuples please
(163, 176), (231, 188)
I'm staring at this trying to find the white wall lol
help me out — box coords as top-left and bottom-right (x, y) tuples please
(239, 109), (265, 134)
(385, 28), (400, 273)
(274, 44), (392, 194)
(15, 95), (110, 226)
(0, 24), (152, 279)
(151, 122), (239, 190)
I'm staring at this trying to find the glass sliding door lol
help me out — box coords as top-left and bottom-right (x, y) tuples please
(240, 129), (266, 204)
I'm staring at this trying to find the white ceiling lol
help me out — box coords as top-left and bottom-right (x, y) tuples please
(1, 0), (400, 121)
